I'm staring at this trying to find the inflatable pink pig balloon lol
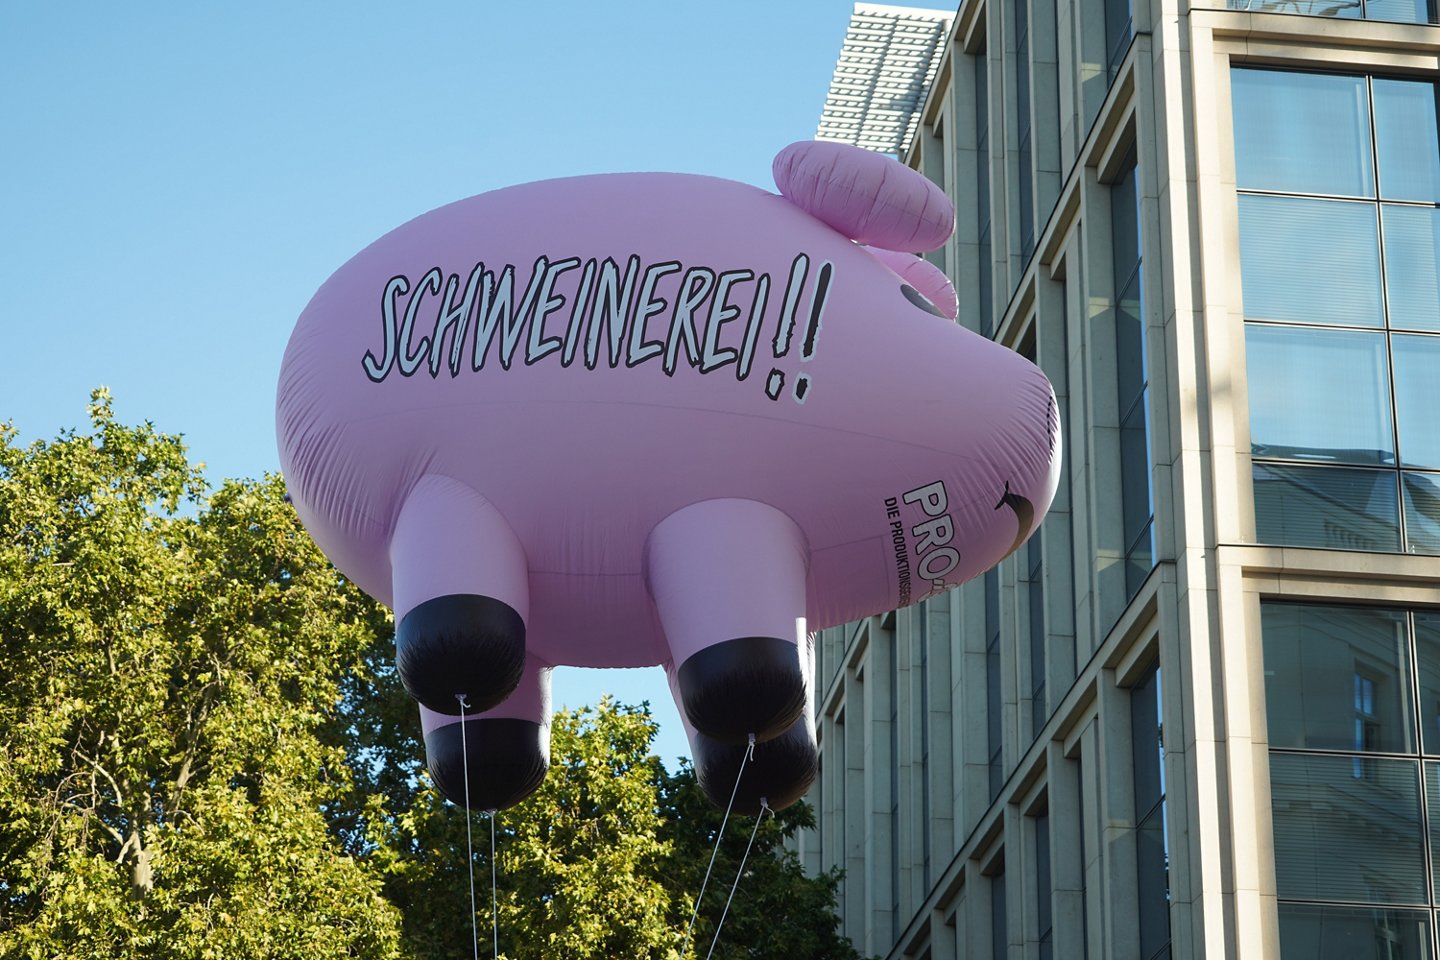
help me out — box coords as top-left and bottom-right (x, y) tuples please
(277, 141), (1060, 814)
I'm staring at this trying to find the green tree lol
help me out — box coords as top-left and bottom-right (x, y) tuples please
(352, 691), (863, 960)
(0, 391), (403, 959)
(0, 394), (864, 960)
(350, 696), (679, 960)
(662, 763), (863, 960)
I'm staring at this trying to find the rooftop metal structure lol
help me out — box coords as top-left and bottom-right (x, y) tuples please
(816, 3), (954, 156)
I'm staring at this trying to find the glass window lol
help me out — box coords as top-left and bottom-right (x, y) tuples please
(1232, 0), (1364, 18)
(1019, 139), (1034, 262)
(1425, 762), (1440, 895)
(1076, 768), (1090, 960)
(991, 870), (1007, 960)
(1261, 603), (1412, 753)
(1131, 668), (1164, 813)
(1131, 666), (1169, 958)
(917, 609), (932, 886)
(1266, 603), (1440, 944)
(1016, 0), (1034, 261)
(1253, 463), (1402, 552)
(1239, 70), (1440, 555)
(1027, 535), (1046, 733)
(1120, 410), (1151, 533)
(986, 569), (1003, 799)
(1112, 168), (1141, 277)
(1232, 70), (1374, 197)
(977, 54), (993, 339)
(1035, 812), (1053, 960)
(1246, 326), (1392, 464)
(1403, 472), (1440, 555)
(1125, 519), (1155, 598)
(1121, 410), (1153, 596)
(1415, 617), (1440, 754)
(1104, 0), (1132, 78)
(1393, 335), (1440, 469)
(1278, 903), (1432, 960)
(889, 633), (900, 930)
(1112, 158), (1152, 598)
(1381, 206), (1440, 332)
(1365, 0), (1433, 21)
(1270, 752), (1426, 904)
(1136, 805), (1170, 960)
(979, 222), (994, 339)
(1238, 195), (1382, 327)
(1374, 78), (1440, 202)
(1116, 273), (1146, 409)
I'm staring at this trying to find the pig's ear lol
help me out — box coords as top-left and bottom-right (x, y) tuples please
(865, 246), (959, 321)
(773, 141), (955, 253)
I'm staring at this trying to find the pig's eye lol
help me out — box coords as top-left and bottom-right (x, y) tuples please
(902, 284), (946, 318)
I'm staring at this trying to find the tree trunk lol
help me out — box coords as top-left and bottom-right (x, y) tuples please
(126, 829), (153, 899)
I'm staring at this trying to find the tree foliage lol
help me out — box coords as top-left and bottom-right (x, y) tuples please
(0, 390), (402, 958)
(0, 394), (863, 960)
(358, 694), (865, 960)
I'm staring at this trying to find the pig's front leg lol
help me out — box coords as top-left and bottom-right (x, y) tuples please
(391, 475), (529, 715)
(420, 654), (552, 811)
(646, 498), (809, 745)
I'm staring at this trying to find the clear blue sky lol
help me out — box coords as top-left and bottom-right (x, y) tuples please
(1, 0), (950, 768)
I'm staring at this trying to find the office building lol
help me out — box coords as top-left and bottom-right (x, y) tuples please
(798, 1), (1440, 957)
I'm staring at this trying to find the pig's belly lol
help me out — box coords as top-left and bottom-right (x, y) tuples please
(328, 397), (1003, 670)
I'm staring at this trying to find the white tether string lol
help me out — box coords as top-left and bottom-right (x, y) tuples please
(457, 696), (481, 960)
(489, 810), (499, 960)
(705, 797), (772, 960)
(679, 733), (755, 960)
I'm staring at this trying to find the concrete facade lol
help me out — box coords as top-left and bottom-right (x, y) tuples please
(797, 2), (1440, 958)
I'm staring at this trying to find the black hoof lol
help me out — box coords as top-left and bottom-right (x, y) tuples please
(693, 717), (818, 815)
(424, 717), (549, 811)
(677, 636), (806, 745)
(396, 594), (525, 715)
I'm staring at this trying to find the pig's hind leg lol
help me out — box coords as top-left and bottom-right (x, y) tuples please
(666, 663), (818, 813)
(391, 475), (529, 716)
(646, 498), (809, 746)
(420, 654), (552, 811)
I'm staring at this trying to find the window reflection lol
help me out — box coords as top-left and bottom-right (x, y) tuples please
(1365, 0), (1434, 21)
(1034, 811), (1053, 960)
(1270, 753), (1426, 904)
(1428, 762), (1440, 904)
(1265, 603), (1440, 948)
(1226, 0), (1434, 26)
(1417, 621), (1440, 758)
(1253, 463), (1401, 552)
(1262, 603), (1411, 754)
(1104, 0), (1132, 79)
(1278, 903), (1432, 960)
(976, 53), (992, 339)
(986, 569), (1003, 799)
(990, 870), (1007, 960)
(1026, 534), (1046, 733)
(1131, 667), (1169, 959)
(1236, 69), (1440, 555)
(1245, 326), (1392, 464)
(1113, 158), (1152, 597)
(1403, 472), (1440, 555)
(1015, 0), (1034, 261)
